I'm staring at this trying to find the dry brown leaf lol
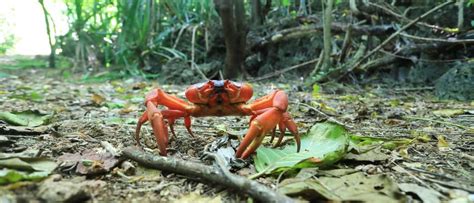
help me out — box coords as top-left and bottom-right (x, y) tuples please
(91, 93), (106, 105)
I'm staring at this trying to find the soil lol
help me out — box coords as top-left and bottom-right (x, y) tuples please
(0, 64), (473, 202)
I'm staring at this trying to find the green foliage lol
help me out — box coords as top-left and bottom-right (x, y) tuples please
(0, 14), (15, 55)
(311, 84), (320, 98)
(468, 0), (474, 7)
(252, 122), (349, 177)
(0, 56), (72, 70)
(0, 151), (57, 185)
(57, 0), (218, 76)
(0, 35), (14, 55)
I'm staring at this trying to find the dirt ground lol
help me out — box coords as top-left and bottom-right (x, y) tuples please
(0, 67), (473, 202)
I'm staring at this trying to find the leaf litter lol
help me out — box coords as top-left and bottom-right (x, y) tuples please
(0, 69), (473, 202)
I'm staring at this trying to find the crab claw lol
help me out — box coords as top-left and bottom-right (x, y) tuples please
(236, 108), (300, 159)
(135, 101), (170, 156)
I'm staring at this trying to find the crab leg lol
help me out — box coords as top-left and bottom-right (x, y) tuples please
(236, 90), (300, 159)
(236, 108), (284, 158)
(135, 89), (194, 156)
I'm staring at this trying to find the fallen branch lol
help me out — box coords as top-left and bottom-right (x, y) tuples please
(399, 33), (474, 43)
(122, 146), (294, 203)
(366, 2), (445, 31)
(341, 0), (455, 80)
(251, 22), (395, 51)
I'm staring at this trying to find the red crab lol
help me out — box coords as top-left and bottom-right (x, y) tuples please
(135, 80), (300, 159)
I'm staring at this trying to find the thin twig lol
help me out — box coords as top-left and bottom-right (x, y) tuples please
(122, 146), (294, 203)
(296, 102), (352, 129)
(379, 49), (469, 63)
(393, 86), (435, 91)
(251, 58), (319, 82)
(403, 166), (454, 180)
(423, 178), (474, 193)
(173, 24), (190, 49)
(393, 164), (432, 189)
(191, 24), (208, 80)
(403, 116), (468, 130)
(399, 33), (474, 43)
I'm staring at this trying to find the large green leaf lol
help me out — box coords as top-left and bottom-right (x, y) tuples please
(0, 157), (57, 185)
(253, 122), (349, 176)
(0, 110), (52, 127)
(0, 169), (50, 185)
(0, 158), (57, 173)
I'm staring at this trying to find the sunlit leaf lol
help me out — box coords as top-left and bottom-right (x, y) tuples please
(443, 27), (459, 33)
(437, 135), (449, 151)
(0, 169), (24, 185)
(91, 93), (106, 105)
(312, 84), (320, 98)
(0, 169), (50, 185)
(340, 94), (359, 102)
(253, 122), (349, 176)
(432, 109), (464, 117)
(105, 102), (125, 109)
(0, 156), (57, 185)
(11, 91), (43, 102)
(281, 0), (290, 7)
(349, 135), (411, 151)
(410, 130), (431, 142)
(389, 99), (401, 107)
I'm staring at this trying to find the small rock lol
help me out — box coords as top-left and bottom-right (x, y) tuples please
(356, 164), (382, 175)
(0, 135), (11, 145)
(120, 161), (136, 176)
(435, 62), (474, 101)
(37, 175), (90, 202)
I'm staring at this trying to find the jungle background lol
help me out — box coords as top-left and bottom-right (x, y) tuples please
(0, 0), (473, 202)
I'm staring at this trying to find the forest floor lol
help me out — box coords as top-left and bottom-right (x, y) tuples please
(0, 58), (473, 202)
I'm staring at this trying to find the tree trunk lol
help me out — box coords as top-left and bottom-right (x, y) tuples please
(457, 0), (465, 30)
(251, 0), (263, 25)
(214, 0), (247, 79)
(321, 0), (333, 72)
(38, 0), (56, 68)
(298, 0), (308, 15)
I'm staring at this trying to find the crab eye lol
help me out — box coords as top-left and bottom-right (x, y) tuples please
(212, 80), (224, 87)
(230, 81), (242, 88)
(195, 82), (207, 89)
